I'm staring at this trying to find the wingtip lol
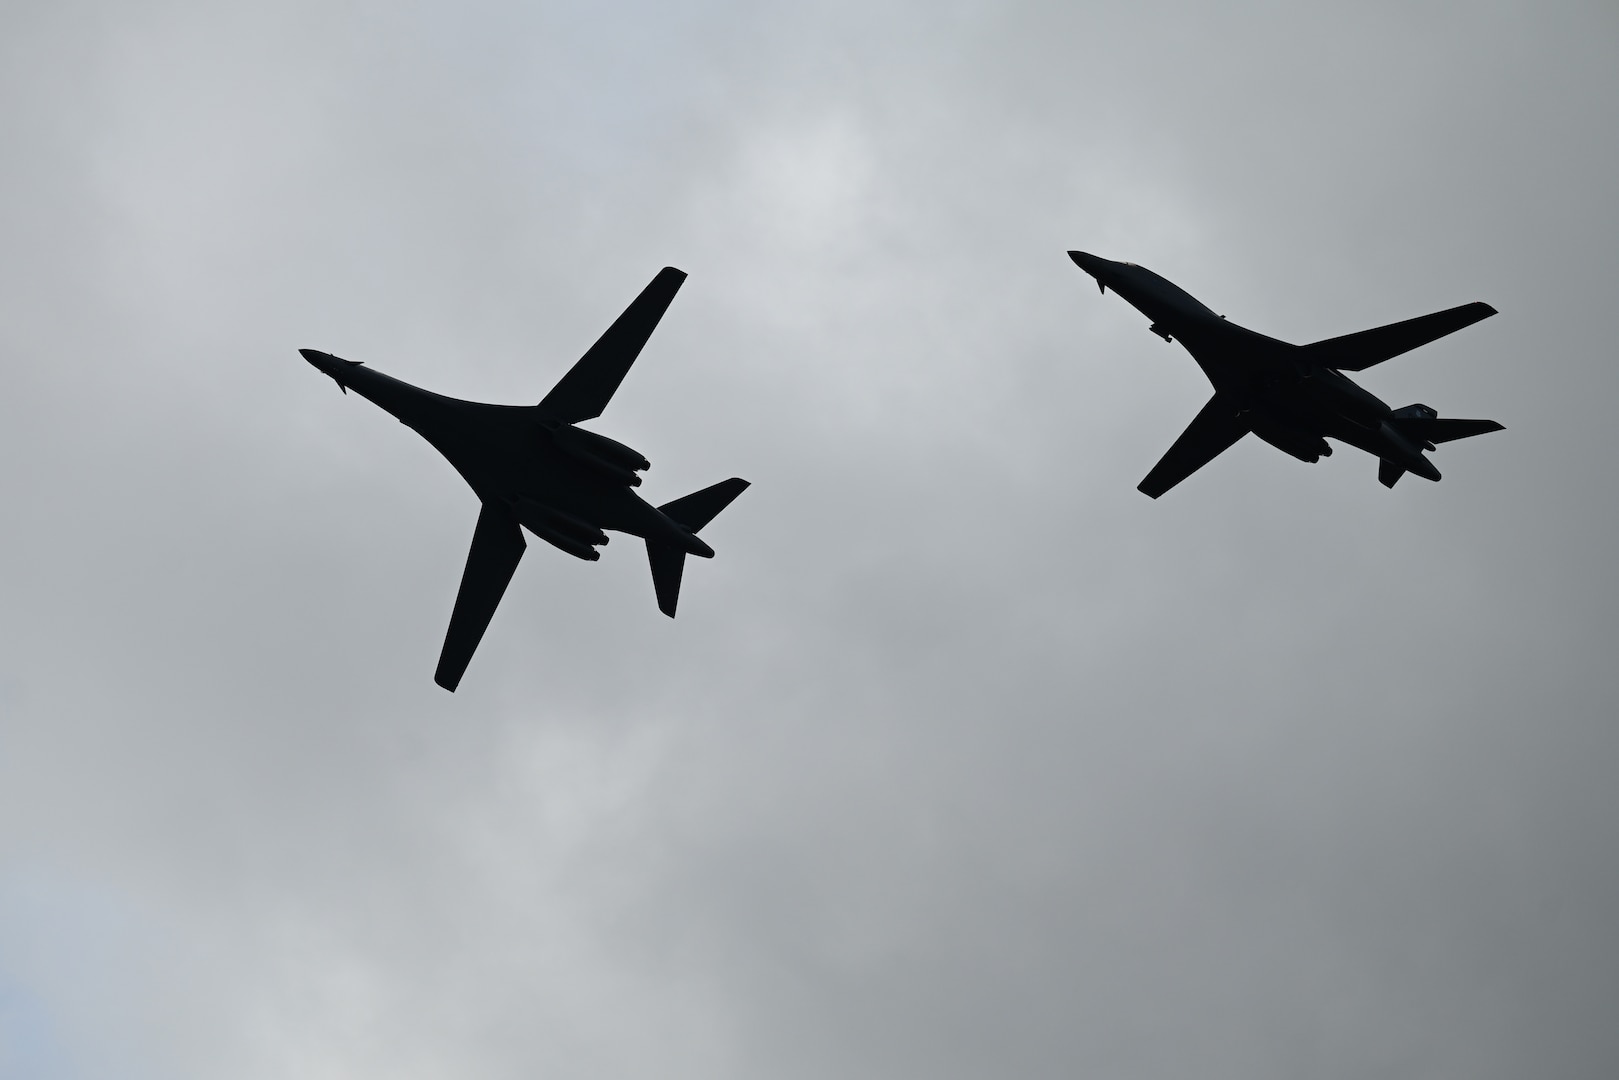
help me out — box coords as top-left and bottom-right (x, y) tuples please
(433, 654), (463, 691)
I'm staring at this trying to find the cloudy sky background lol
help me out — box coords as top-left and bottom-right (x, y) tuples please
(2, 1), (1616, 1077)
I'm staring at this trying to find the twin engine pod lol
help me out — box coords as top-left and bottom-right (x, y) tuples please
(543, 422), (651, 487)
(512, 498), (608, 561)
(1251, 416), (1332, 463)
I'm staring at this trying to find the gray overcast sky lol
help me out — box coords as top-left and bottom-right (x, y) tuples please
(2, 1), (1616, 1077)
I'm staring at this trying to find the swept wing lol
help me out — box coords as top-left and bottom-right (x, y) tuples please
(537, 267), (687, 422)
(435, 502), (527, 691)
(1139, 393), (1251, 499)
(1299, 301), (1496, 372)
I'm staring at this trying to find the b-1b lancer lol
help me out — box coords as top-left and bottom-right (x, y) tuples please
(1068, 252), (1504, 497)
(302, 267), (748, 691)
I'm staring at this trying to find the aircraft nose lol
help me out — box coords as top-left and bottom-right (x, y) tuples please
(1068, 251), (1113, 293)
(300, 348), (357, 393)
(1068, 250), (1103, 274)
(300, 348), (351, 376)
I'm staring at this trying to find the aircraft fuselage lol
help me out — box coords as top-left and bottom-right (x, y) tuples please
(1069, 252), (1444, 480)
(301, 350), (712, 557)
(300, 265), (749, 691)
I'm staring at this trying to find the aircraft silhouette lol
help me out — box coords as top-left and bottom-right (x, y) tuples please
(1069, 252), (1504, 497)
(302, 266), (748, 691)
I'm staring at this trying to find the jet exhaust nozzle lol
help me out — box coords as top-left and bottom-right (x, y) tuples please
(520, 519), (604, 561)
(512, 498), (610, 555)
(545, 423), (651, 487)
(1253, 421), (1331, 464)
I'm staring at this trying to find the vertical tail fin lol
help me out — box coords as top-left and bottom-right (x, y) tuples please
(647, 478), (749, 617)
(647, 542), (687, 618)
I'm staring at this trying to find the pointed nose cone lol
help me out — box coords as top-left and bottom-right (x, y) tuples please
(300, 348), (356, 393)
(1068, 251), (1111, 293)
(1068, 250), (1102, 274)
(301, 347), (356, 375)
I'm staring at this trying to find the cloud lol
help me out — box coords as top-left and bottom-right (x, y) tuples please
(1, 1), (1616, 1078)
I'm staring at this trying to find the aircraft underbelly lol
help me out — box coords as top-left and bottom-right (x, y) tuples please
(1242, 370), (1384, 436)
(588, 490), (680, 539)
(381, 390), (697, 550)
(1182, 345), (1277, 395)
(1328, 422), (1384, 456)
(500, 471), (680, 546)
(1247, 380), (1324, 428)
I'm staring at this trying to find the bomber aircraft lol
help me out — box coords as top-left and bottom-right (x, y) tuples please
(302, 266), (748, 691)
(1068, 251), (1503, 497)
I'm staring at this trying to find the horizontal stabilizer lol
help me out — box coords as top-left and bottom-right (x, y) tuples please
(1301, 301), (1496, 371)
(1139, 393), (1251, 499)
(647, 478), (749, 617)
(1407, 417), (1505, 444)
(538, 267), (687, 423)
(1378, 459), (1406, 488)
(1388, 404), (1504, 455)
(658, 477), (750, 531)
(436, 502), (527, 692)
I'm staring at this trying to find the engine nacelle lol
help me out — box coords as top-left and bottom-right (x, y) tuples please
(546, 424), (650, 487)
(1252, 418), (1331, 463)
(512, 498), (609, 560)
